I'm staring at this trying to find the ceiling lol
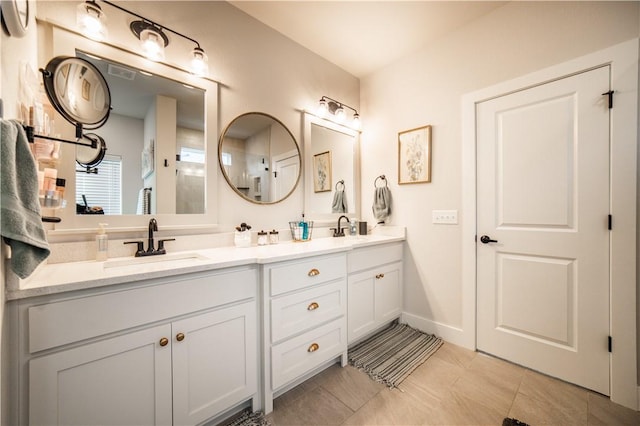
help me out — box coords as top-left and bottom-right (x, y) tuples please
(228, 1), (507, 78)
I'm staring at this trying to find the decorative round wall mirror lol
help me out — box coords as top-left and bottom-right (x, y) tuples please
(219, 112), (301, 204)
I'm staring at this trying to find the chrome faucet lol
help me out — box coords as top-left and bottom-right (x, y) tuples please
(332, 215), (350, 237)
(124, 218), (174, 257)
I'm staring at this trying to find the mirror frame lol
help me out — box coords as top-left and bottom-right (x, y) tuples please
(44, 25), (218, 233)
(303, 112), (361, 223)
(218, 112), (301, 205)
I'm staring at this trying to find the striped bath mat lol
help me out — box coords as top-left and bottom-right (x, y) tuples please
(348, 322), (444, 388)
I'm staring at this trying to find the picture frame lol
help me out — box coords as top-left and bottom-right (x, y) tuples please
(398, 125), (431, 184)
(313, 150), (332, 192)
(141, 138), (155, 178)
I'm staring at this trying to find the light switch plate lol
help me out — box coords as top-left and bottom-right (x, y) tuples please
(432, 210), (458, 224)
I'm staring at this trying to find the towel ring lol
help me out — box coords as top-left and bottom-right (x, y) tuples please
(374, 175), (388, 188)
(335, 180), (345, 191)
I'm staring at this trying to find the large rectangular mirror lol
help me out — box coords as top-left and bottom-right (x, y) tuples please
(76, 51), (205, 216)
(40, 24), (218, 232)
(303, 113), (360, 222)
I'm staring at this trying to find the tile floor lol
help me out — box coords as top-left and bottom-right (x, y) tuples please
(266, 342), (640, 425)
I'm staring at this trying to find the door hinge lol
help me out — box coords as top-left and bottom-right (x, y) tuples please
(608, 336), (612, 352)
(608, 214), (612, 230)
(602, 90), (614, 109)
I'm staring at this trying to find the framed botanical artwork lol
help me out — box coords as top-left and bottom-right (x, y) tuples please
(398, 125), (431, 184)
(313, 150), (332, 192)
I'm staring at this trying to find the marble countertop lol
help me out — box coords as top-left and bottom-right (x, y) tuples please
(6, 229), (405, 301)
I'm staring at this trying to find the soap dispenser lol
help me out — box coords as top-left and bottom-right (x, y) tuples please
(96, 223), (108, 261)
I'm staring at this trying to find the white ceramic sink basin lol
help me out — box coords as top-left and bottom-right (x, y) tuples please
(103, 252), (209, 269)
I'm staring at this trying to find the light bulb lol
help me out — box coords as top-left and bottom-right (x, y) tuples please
(335, 105), (345, 122)
(352, 113), (361, 129)
(77, 1), (107, 42)
(190, 47), (209, 77)
(140, 27), (165, 61)
(317, 98), (328, 117)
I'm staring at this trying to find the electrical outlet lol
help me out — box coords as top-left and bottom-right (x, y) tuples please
(432, 210), (458, 224)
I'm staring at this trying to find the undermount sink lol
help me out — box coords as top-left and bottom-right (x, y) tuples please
(103, 252), (209, 269)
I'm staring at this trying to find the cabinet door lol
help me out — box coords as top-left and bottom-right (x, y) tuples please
(347, 271), (376, 343)
(348, 262), (403, 344)
(375, 262), (403, 324)
(172, 301), (257, 425)
(29, 324), (173, 426)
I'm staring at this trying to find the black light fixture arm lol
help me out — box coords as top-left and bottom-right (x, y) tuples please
(98, 0), (201, 48)
(320, 95), (359, 116)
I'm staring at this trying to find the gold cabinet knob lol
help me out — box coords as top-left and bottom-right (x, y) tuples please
(308, 268), (320, 277)
(176, 332), (185, 342)
(159, 337), (169, 347)
(307, 302), (319, 311)
(308, 343), (319, 352)
(375, 273), (385, 279)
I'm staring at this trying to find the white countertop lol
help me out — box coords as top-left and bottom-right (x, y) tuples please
(6, 230), (405, 301)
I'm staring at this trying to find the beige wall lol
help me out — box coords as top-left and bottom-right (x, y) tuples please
(360, 0), (639, 381)
(0, 0), (358, 419)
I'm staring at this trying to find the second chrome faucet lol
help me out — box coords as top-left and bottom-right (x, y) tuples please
(124, 218), (175, 257)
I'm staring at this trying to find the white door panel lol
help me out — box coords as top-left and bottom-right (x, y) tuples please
(477, 66), (610, 395)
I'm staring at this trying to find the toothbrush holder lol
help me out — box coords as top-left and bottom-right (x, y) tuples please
(234, 230), (252, 248)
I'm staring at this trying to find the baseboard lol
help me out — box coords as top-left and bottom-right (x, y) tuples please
(401, 312), (474, 350)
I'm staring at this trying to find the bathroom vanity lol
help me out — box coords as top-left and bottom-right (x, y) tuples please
(4, 231), (404, 425)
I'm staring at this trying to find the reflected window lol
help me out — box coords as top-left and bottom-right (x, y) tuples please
(221, 152), (232, 166)
(76, 155), (122, 215)
(180, 147), (205, 164)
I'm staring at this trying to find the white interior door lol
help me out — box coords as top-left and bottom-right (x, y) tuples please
(272, 150), (300, 199)
(476, 66), (611, 395)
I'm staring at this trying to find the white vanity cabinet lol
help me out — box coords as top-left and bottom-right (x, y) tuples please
(17, 266), (259, 426)
(347, 242), (404, 344)
(262, 252), (349, 413)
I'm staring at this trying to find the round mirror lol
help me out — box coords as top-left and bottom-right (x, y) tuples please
(42, 56), (111, 129)
(219, 112), (301, 204)
(76, 133), (106, 168)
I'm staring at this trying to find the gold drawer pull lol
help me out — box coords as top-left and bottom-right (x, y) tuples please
(159, 337), (169, 347)
(308, 343), (320, 352)
(307, 302), (319, 311)
(308, 268), (320, 277)
(176, 332), (185, 342)
(375, 273), (385, 279)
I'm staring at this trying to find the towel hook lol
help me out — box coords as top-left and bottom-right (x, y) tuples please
(374, 175), (387, 188)
(335, 180), (345, 191)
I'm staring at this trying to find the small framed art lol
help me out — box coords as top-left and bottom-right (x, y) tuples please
(398, 125), (431, 184)
(313, 150), (332, 192)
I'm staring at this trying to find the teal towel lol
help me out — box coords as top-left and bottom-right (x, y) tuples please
(1, 119), (50, 278)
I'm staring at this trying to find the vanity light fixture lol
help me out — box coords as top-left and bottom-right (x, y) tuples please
(76, 1), (107, 42)
(76, 0), (210, 76)
(131, 20), (167, 61)
(317, 96), (361, 129)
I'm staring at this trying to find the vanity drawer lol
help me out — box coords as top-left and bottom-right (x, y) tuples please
(270, 280), (346, 343)
(28, 266), (258, 353)
(347, 242), (403, 274)
(269, 254), (346, 297)
(271, 318), (346, 390)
